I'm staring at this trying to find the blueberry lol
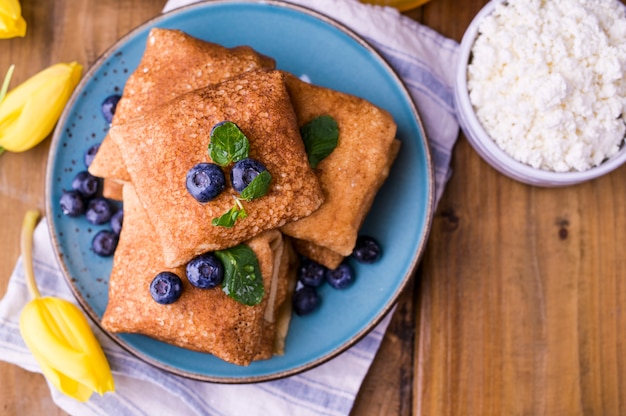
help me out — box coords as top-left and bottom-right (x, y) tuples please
(85, 197), (115, 225)
(59, 190), (85, 217)
(230, 158), (267, 193)
(101, 94), (121, 123)
(84, 143), (100, 168)
(186, 252), (224, 289)
(351, 235), (382, 263)
(71, 170), (101, 199)
(91, 229), (118, 257)
(186, 163), (226, 202)
(298, 258), (327, 287)
(292, 284), (321, 316)
(149, 272), (183, 304)
(325, 262), (355, 289)
(110, 209), (123, 235)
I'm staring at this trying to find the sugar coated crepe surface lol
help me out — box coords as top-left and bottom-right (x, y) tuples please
(280, 74), (400, 268)
(94, 27), (402, 367)
(89, 27), (276, 186)
(90, 28), (399, 270)
(109, 69), (324, 268)
(101, 184), (297, 366)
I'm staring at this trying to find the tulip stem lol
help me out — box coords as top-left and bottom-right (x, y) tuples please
(0, 65), (15, 158)
(0, 64), (15, 104)
(21, 209), (41, 299)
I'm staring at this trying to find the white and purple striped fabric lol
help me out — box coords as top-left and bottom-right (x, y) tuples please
(0, 0), (459, 414)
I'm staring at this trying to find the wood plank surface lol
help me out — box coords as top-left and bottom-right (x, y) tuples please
(411, 1), (626, 415)
(416, 137), (626, 416)
(2, 1), (626, 415)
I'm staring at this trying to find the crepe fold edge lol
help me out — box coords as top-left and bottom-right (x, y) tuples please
(101, 184), (298, 366)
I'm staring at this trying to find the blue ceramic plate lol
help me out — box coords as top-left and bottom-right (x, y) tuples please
(46, 0), (433, 383)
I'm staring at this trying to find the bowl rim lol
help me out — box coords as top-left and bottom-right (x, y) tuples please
(454, 0), (626, 187)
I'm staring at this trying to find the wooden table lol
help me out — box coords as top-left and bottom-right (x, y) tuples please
(2, 0), (626, 414)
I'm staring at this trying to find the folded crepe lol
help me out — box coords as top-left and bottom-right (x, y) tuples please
(280, 74), (400, 269)
(291, 237), (345, 270)
(89, 27), (276, 196)
(108, 69), (324, 268)
(101, 184), (298, 366)
(96, 30), (401, 365)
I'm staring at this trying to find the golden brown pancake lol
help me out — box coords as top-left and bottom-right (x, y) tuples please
(108, 70), (324, 268)
(291, 237), (346, 270)
(102, 178), (123, 201)
(280, 74), (399, 268)
(89, 27), (276, 183)
(101, 184), (297, 366)
(97, 31), (402, 363)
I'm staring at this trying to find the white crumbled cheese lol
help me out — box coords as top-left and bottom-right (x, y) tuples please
(467, 0), (626, 172)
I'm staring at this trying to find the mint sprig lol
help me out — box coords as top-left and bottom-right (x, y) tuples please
(239, 170), (271, 201)
(208, 121), (250, 166)
(215, 244), (265, 306)
(212, 169), (271, 227)
(300, 115), (339, 168)
(212, 197), (247, 228)
(208, 121), (272, 227)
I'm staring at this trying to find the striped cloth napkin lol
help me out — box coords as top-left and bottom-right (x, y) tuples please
(0, 0), (459, 414)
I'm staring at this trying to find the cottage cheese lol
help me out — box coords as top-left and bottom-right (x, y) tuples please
(467, 0), (626, 172)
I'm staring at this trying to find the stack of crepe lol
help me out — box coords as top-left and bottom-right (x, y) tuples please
(94, 28), (399, 366)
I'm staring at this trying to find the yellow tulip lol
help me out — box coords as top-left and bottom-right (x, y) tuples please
(0, 0), (26, 38)
(0, 61), (82, 153)
(19, 210), (115, 402)
(360, 0), (432, 11)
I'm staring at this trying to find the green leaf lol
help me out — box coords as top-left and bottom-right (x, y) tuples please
(215, 244), (265, 306)
(239, 170), (271, 201)
(208, 121), (250, 166)
(211, 203), (247, 228)
(300, 115), (339, 168)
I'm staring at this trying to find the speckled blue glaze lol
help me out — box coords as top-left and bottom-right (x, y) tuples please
(45, 0), (434, 383)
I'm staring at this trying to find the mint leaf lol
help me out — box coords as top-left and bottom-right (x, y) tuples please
(208, 121), (250, 166)
(300, 115), (339, 168)
(215, 244), (265, 306)
(239, 170), (271, 201)
(211, 201), (247, 228)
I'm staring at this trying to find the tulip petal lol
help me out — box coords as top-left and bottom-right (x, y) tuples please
(0, 0), (21, 17)
(0, 62), (82, 152)
(2, 79), (69, 146)
(0, 15), (26, 39)
(19, 297), (115, 402)
(35, 359), (94, 402)
(0, 63), (78, 117)
(0, 0), (26, 39)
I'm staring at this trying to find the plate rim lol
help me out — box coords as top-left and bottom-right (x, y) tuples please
(45, 0), (435, 383)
